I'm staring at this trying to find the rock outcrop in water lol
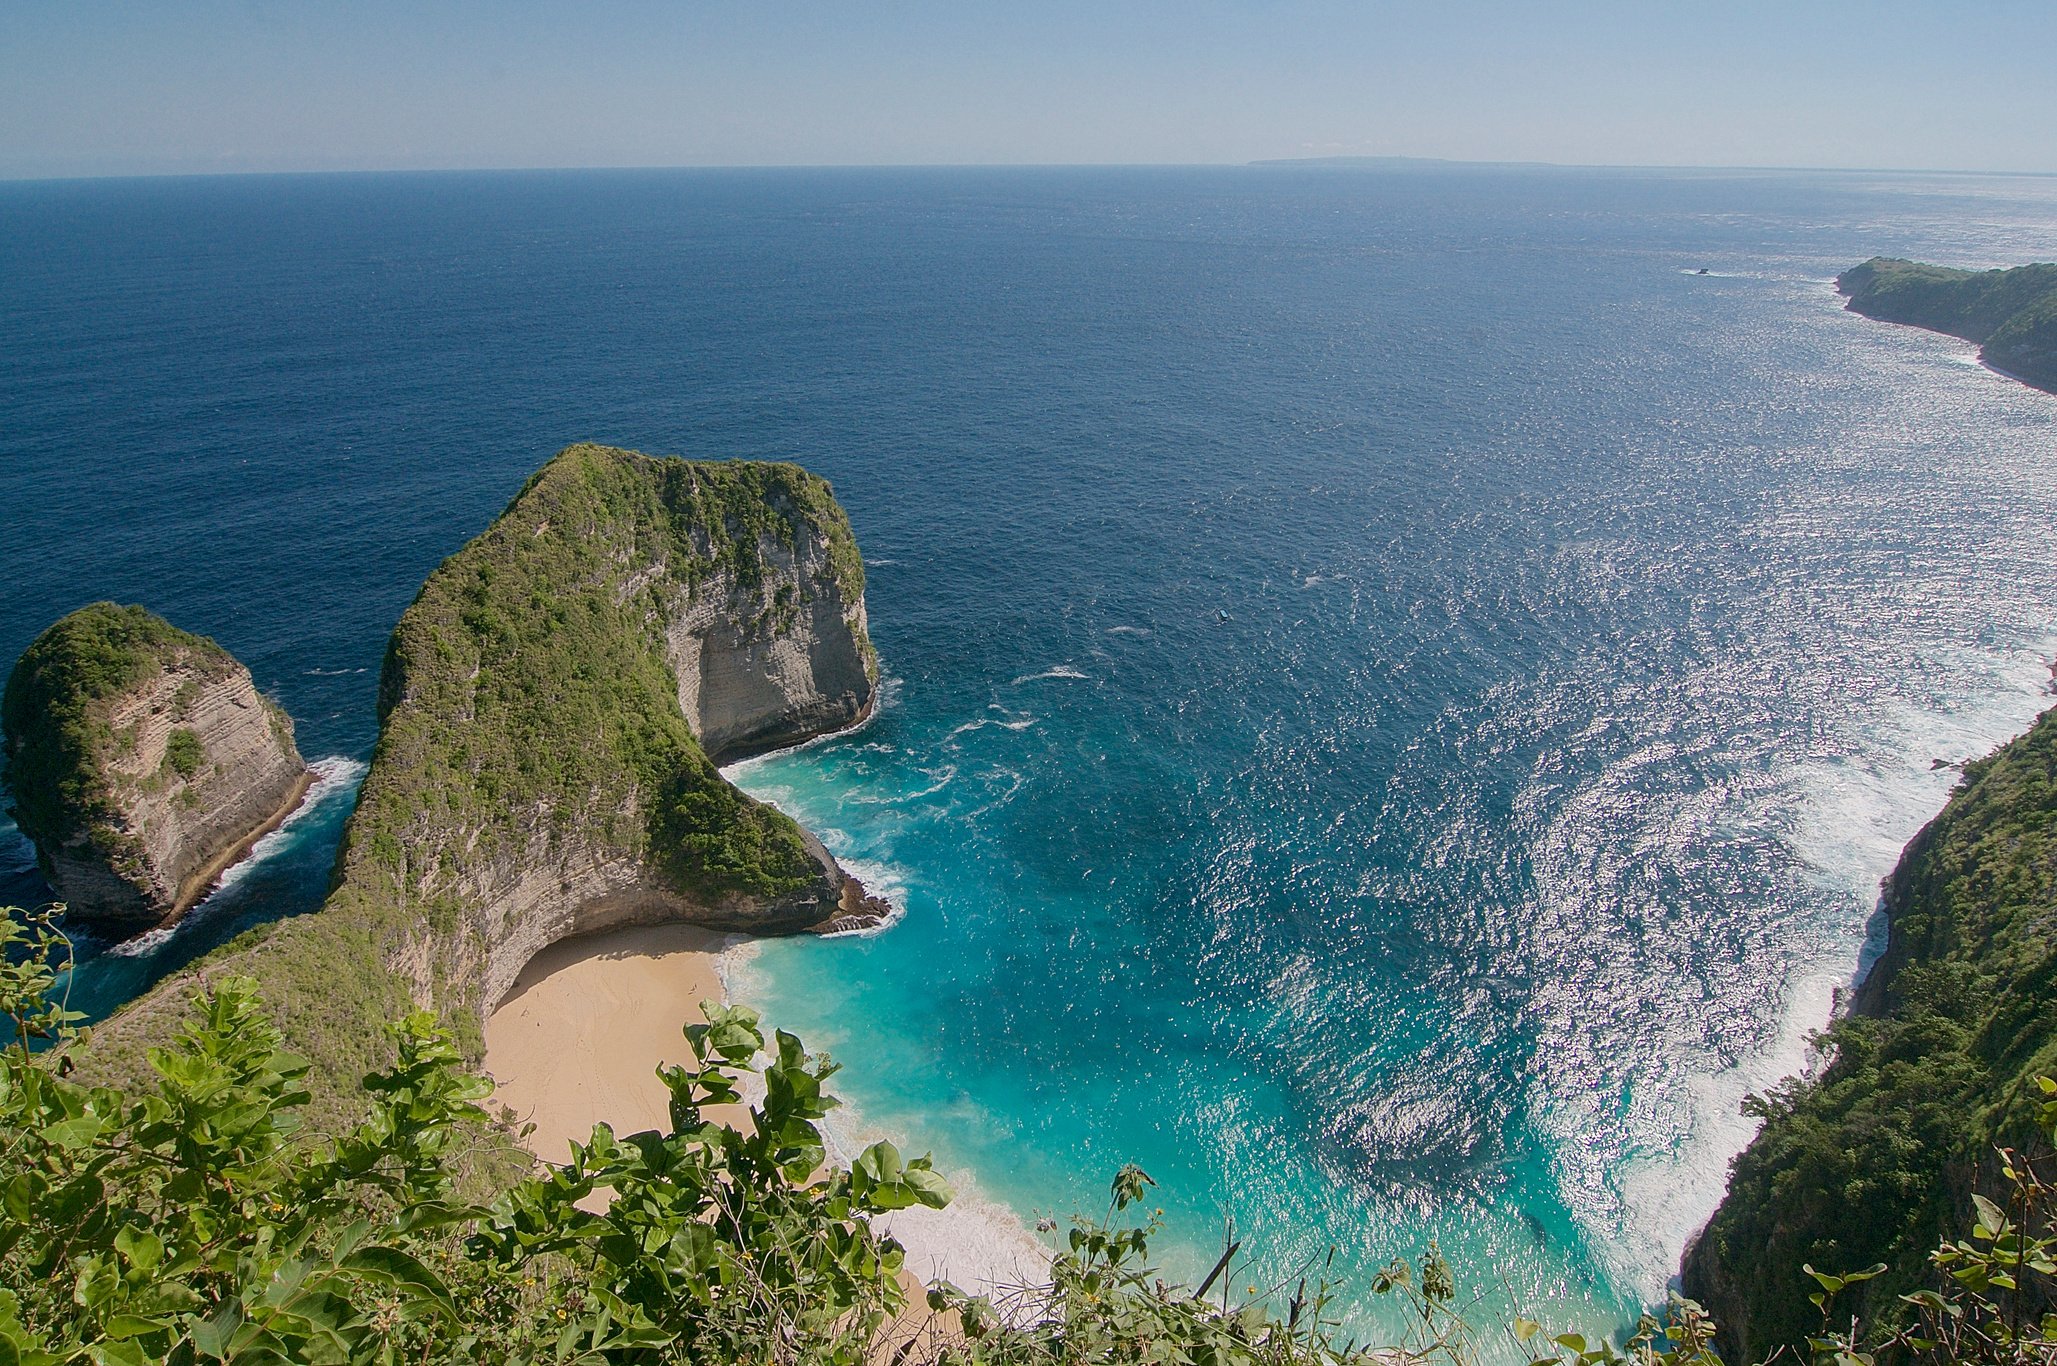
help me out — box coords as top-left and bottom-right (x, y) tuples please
(76, 446), (885, 1113)
(2, 603), (311, 932)
(1839, 256), (2057, 394)
(354, 443), (885, 1013)
(1683, 703), (2057, 1360)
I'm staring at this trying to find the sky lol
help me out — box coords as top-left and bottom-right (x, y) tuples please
(3, 0), (2055, 180)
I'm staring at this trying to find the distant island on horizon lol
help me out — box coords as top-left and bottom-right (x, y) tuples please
(5, 149), (2057, 1366)
(1247, 153), (2057, 178)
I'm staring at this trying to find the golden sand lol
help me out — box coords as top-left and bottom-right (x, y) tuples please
(483, 922), (732, 1161)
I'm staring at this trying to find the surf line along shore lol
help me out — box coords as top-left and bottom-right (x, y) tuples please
(481, 918), (1053, 1304)
(481, 922), (959, 1361)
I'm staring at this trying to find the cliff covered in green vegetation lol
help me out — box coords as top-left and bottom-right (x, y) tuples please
(1839, 257), (2057, 394)
(2, 603), (308, 930)
(74, 445), (882, 1117)
(1683, 702), (2057, 1359)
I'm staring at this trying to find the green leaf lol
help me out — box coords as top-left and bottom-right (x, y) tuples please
(112, 1226), (163, 1274)
(84, 1343), (151, 1366)
(187, 1305), (236, 1360)
(101, 1315), (171, 1341)
(854, 1140), (902, 1185)
(340, 1245), (456, 1316)
(901, 1164), (953, 1208)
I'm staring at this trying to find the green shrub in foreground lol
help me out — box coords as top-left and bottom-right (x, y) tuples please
(5, 901), (2053, 1365)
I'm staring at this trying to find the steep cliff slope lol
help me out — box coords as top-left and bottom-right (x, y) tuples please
(76, 446), (883, 1116)
(1683, 704), (2057, 1360)
(3, 603), (310, 931)
(1839, 257), (2057, 394)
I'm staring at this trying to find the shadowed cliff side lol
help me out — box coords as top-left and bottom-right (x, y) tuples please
(73, 445), (883, 1124)
(1682, 703), (2057, 1361)
(1838, 257), (2057, 394)
(2, 603), (310, 932)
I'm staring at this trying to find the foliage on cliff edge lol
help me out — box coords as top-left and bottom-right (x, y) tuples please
(13, 885), (2057, 1366)
(1838, 258), (2057, 393)
(1688, 703), (2057, 1360)
(3, 906), (1415, 1366)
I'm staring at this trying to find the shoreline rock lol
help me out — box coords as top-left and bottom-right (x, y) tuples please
(72, 446), (889, 1119)
(2, 603), (312, 933)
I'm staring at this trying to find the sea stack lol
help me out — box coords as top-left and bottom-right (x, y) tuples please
(74, 446), (887, 1109)
(352, 444), (887, 1017)
(3, 603), (312, 932)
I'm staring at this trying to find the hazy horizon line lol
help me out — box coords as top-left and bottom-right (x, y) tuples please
(6, 153), (2057, 188)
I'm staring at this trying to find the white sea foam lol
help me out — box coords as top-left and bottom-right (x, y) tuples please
(713, 913), (1050, 1293)
(963, 768), (1027, 819)
(806, 1072), (1052, 1296)
(827, 855), (914, 938)
(211, 756), (365, 893)
(943, 711), (1037, 742)
(103, 923), (181, 959)
(709, 787), (1047, 1289)
(302, 666), (369, 676)
(898, 766), (958, 801)
(105, 756), (367, 958)
(1613, 966), (1843, 1291)
(1790, 637), (2057, 907)
(874, 1174), (1053, 1299)
(1614, 630), (2057, 1294)
(1011, 665), (1087, 684)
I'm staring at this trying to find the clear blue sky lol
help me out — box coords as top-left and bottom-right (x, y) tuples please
(4, 0), (2054, 179)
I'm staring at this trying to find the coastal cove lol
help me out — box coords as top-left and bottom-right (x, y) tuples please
(6, 165), (2057, 1354)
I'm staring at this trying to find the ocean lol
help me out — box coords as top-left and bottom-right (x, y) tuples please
(4, 164), (2056, 1350)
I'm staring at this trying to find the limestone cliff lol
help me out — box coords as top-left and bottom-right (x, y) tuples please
(75, 446), (883, 1115)
(2, 603), (311, 932)
(350, 443), (883, 1016)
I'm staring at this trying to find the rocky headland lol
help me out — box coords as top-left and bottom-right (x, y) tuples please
(1682, 698), (2057, 1359)
(1674, 268), (2057, 1358)
(71, 445), (886, 1116)
(1838, 256), (2057, 394)
(2, 603), (310, 932)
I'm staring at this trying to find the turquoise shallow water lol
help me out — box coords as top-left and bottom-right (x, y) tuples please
(5, 164), (2057, 1352)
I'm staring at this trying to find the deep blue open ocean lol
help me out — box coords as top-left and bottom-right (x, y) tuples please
(5, 165), (2057, 1351)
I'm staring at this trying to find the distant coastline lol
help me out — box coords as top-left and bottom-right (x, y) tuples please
(1837, 255), (2057, 395)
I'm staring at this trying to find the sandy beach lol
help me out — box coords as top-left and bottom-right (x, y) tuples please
(484, 920), (1050, 1310)
(484, 923), (734, 1161)
(483, 922), (977, 1356)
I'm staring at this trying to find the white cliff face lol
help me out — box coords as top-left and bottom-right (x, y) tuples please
(449, 816), (852, 1015)
(664, 524), (876, 762)
(64, 453), (886, 1101)
(335, 449), (886, 1023)
(43, 655), (310, 929)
